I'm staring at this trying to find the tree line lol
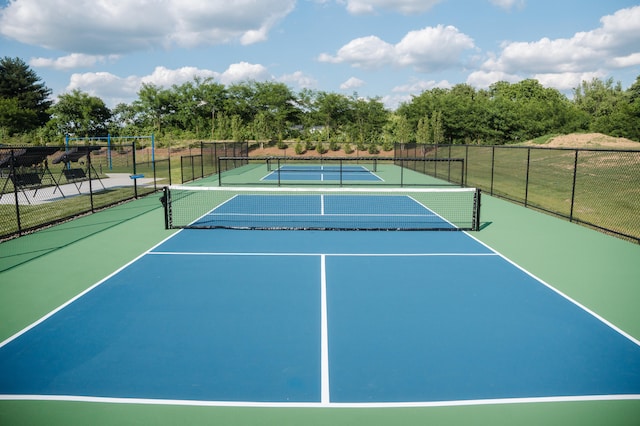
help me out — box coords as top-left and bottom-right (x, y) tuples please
(1, 56), (639, 148)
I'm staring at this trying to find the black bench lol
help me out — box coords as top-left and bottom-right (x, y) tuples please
(11, 172), (42, 187)
(62, 168), (86, 181)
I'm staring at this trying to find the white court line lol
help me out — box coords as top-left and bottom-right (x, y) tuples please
(2, 209), (638, 407)
(148, 251), (499, 257)
(463, 231), (640, 348)
(320, 255), (330, 404)
(1, 393), (639, 408)
(0, 229), (183, 349)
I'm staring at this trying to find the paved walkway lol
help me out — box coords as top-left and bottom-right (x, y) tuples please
(0, 173), (160, 205)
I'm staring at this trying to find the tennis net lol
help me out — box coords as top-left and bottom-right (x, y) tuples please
(161, 185), (481, 231)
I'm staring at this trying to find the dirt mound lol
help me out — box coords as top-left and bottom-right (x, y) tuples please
(526, 133), (640, 149)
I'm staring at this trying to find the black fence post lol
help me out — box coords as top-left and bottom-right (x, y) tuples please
(88, 150), (95, 211)
(524, 147), (531, 207)
(464, 145), (469, 187)
(569, 149), (579, 222)
(10, 150), (23, 235)
(490, 145), (496, 195)
(132, 142), (138, 199)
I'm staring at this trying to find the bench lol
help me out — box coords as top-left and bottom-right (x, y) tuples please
(62, 168), (86, 181)
(11, 172), (42, 187)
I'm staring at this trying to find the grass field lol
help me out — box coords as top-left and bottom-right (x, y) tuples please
(418, 144), (640, 242)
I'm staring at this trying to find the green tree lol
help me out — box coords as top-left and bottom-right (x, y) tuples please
(395, 114), (412, 144)
(134, 83), (175, 134)
(109, 102), (144, 136)
(621, 75), (640, 140)
(231, 114), (244, 142)
(0, 57), (52, 135)
(48, 89), (111, 137)
(253, 81), (300, 141)
(314, 92), (352, 140)
(431, 111), (444, 144)
(574, 77), (626, 136)
(350, 95), (388, 147)
(252, 110), (272, 148)
(416, 115), (431, 155)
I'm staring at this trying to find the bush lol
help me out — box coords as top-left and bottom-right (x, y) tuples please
(344, 141), (353, 154)
(316, 141), (327, 154)
(382, 140), (394, 151)
(295, 140), (305, 154)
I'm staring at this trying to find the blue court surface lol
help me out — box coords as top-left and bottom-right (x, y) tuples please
(1, 227), (639, 406)
(262, 164), (382, 182)
(190, 193), (460, 230)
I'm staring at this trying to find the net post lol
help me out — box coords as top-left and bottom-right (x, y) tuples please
(217, 156), (222, 186)
(161, 186), (171, 229)
(472, 189), (481, 231)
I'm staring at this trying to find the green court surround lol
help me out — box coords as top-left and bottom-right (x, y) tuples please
(1, 189), (639, 425)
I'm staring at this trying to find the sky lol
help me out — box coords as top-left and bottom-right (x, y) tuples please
(1, 0), (639, 110)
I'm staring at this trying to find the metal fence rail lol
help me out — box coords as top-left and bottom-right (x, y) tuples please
(1, 141), (248, 241)
(397, 143), (640, 244)
(180, 141), (249, 183)
(0, 143), (163, 240)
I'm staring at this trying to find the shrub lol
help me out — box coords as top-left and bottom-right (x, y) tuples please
(344, 141), (353, 154)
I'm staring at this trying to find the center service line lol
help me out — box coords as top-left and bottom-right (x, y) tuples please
(320, 254), (330, 404)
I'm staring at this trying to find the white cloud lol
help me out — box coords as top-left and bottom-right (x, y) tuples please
(392, 79), (451, 93)
(62, 63), (275, 107)
(140, 66), (218, 87)
(466, 70), (521, 88)
(340, 77), (365, 90)
(533, 72), (605, 92)
(66, 72), (141, 106)
(472, 6), (640, 91)
(29, 54), (119, 71)
(279, 71), (318, 89)
(610, 52), (640, 68)
(320, 36), (396, 69)
(489, 0), (525, 11)
(382, 79), (451, 109)
(482, 6), (640, 76)
(319, 25), (475, 72)
(0, 0), (295, 54)
(218, 62), (272, 85)
(396, 26), (475, 72)
(342, 0), (442, 15)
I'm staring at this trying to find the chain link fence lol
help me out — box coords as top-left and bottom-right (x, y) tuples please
(1, 141), (250, 241)
(180, 141), (249, 183)
(397, 143), (640, 244)
(0, 143), (164, 240)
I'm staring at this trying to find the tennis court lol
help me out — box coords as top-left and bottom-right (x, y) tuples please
(1, 185), (639, 407)
(261, 164), (383, 182)
(1, 163), (639, 425)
